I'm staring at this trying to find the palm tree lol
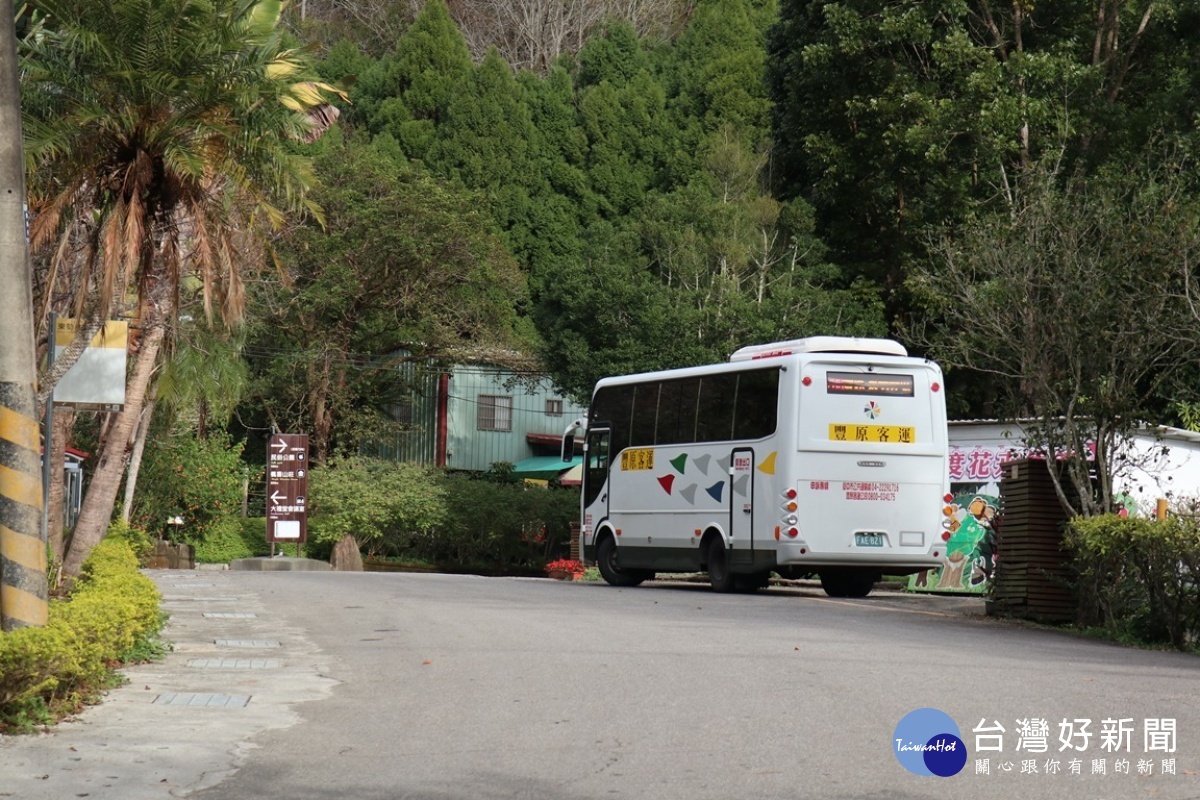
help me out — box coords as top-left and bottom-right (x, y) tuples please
(21, 0), (344, 578)
(120, 316), (251, 525)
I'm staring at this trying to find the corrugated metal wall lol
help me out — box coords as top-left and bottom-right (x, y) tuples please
(362, 360), (441, 465)
(364, 360), (587, 472)
(444, 365), (587, 472)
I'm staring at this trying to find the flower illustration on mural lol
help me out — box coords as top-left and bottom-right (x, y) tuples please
(864, 401), (882, 420)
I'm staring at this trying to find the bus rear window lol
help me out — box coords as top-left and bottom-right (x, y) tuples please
(826, 372), (914, 397)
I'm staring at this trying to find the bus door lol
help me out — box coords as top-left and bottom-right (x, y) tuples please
(730, 447), (756, 551)
(583, 428), (611, 529)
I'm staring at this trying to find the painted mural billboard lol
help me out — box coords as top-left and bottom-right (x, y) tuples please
(909, 491), (1000, 594)
(912, 421), (1200, 594)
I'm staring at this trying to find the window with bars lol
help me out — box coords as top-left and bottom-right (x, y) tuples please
(545, 399), (564, 417)
(478, 395), (513, 431)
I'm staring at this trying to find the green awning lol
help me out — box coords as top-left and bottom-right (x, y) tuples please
(510, 455), (583, 479)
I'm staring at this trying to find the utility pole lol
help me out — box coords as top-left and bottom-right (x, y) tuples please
(0, 10), (47, 630)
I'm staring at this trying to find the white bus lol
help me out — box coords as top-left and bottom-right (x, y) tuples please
(562, 337), (951, 597)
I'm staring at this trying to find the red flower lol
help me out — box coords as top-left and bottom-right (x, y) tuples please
(544, 558), (585, 575)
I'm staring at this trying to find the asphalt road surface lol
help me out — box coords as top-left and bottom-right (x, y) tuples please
(4, 570), (1198, 800)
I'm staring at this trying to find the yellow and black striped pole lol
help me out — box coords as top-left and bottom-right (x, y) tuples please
(0, 388), (46, 629)
(0, 11), (48, 630)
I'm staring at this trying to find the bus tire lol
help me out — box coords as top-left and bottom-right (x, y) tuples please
(706, 537), (737, 593)
(819, 570), (877, 598)
(596, 535), (646, 588)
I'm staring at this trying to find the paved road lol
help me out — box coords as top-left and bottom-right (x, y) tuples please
(3, 570), (1199, 799)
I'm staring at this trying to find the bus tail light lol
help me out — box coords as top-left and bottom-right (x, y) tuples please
(786, 527), (799, 538)
(941, 531), (951, 542)
(784, 501), (798, 512)
(785, 488), (797, 500)
(943, 493), (954, 503)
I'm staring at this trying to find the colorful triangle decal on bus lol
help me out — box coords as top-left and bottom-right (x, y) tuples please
(670, 454), (688, 474)
(693, 454), (712, 475)
(658, 474), (675, 494)
(757, 452), (777, 475)
(706, 481), (724, 502)
(680, 484), (698, 505)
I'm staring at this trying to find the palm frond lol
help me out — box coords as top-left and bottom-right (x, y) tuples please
(23, 0), (342, 332)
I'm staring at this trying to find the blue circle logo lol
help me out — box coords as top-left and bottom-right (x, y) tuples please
(893, 708), (967, 777)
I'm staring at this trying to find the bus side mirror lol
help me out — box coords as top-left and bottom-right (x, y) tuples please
(562, 434), (574, 462)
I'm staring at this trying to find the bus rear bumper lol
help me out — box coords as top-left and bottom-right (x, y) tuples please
(774, 542), (942, 574)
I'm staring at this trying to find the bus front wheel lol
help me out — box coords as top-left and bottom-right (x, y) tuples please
(596, 535), (646, 588)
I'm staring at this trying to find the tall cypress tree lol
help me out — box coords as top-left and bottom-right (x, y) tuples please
(356, 0), (472, 160)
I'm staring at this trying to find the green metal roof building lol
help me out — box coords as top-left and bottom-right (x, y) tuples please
(367, 358), (587, 480)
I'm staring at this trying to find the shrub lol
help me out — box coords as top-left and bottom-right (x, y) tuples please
(0, 536), (165, 732)
(130, 431), (248, 541)
(309, 456), (446, 551)
(1066, 514), (1200, 649)
(304, 458), (579, 571)
(193, 517), (271, 563)
(104, 518), (155, 564)
(418, 474), (577, 569)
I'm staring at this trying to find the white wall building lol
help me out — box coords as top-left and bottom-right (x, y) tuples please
(948, 420), (1200, 514)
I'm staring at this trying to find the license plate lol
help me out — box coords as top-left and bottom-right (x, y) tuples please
(855, 533), (885, 547)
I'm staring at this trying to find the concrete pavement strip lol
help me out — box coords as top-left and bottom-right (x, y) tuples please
(0, 569), (338, 800)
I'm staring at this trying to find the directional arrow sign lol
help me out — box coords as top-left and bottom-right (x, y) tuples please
(266, 433), (310, 544)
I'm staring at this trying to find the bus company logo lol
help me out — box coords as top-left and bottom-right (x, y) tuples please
(864, 401), (882, 420)
(893, 708), (968, 777)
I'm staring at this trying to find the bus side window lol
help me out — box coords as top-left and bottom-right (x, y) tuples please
(630, 383), (659, 447)
(593, 386), (633, 456)
(733, 369), (780, 440)
(696, 373), (737, 442)
(656, 378), (700, 445)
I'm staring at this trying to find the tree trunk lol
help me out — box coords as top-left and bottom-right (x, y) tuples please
(62, 323), (165, 578)
(121, 396), (156, 524)
(46, 406), (75, 561)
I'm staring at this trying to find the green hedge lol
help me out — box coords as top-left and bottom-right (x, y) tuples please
(193, 517), (271, 563)
(306, 459), (579, 571)
(1066, 514), (1200, 649)
(0, 537), (166, 732)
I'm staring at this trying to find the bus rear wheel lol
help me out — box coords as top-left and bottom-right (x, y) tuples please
(819, 570), (877, 598)
(706, 537), (737, 593)
(596, 535), (646, 587)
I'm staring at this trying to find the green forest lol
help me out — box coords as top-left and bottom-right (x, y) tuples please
(18, 0), (1200, 574)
